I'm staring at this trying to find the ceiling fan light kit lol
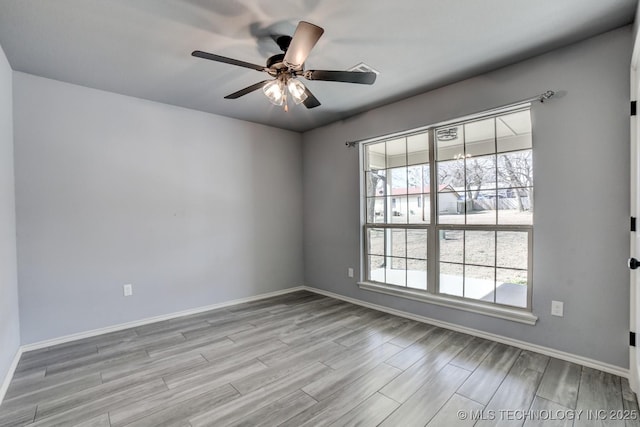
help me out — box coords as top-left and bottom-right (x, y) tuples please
(192, 21), (377, 111)
(263, 75), (308, 110)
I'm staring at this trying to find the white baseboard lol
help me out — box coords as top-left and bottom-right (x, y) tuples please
(21, 286), (305, 352)
(0, 347), (23, 405)
(302, 286), (629, 378)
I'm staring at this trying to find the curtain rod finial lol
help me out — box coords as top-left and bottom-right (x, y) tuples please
(540, 90), (555, 103)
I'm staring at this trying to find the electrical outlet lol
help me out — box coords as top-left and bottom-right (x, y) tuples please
(348, 267), (354, 278)
(551, 300), (563, 317)
(123, 284), (133, 297)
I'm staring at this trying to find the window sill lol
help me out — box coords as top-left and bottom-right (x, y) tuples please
(357, 281), (538, 325)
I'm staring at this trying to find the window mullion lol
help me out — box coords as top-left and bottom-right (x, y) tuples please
(405, 137), (409, 289)
(493, 230), (497, 303)
(494, 117), (498, 224)
(428, 130), (437, 294)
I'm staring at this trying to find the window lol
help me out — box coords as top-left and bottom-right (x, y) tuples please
(361, 107), (534, 318)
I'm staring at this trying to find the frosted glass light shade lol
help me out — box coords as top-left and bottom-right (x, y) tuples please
(287, 79), (308, 104)
(263, 80), (285, 106)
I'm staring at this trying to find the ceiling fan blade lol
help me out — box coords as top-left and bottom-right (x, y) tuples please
(303, 88), (321, 109)
(192, 50), (266, 72)
(304, 70), (377, 85)
(283, 21), (324, 70)
(224, 80), (270, 99)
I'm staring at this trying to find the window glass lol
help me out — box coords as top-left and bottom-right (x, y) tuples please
(365, 142), (386, 171)
(363, 108), (532, 311)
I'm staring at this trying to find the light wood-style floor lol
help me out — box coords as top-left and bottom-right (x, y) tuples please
(0, 290), (638, 427)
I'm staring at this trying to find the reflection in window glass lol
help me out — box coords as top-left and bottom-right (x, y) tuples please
(436, 125), (464, 161)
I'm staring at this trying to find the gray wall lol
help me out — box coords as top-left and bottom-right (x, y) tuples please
(14, 73), (303, 344)
(0, 44), (20, 382)
(303, 26), (632, 368)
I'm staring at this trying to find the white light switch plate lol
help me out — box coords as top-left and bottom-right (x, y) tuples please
(123, 284), (133, 297)
(551, 300), (563, 317)
(347, 268), (354, 278)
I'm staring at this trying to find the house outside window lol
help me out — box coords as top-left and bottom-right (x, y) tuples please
(361, 106), (533, 318)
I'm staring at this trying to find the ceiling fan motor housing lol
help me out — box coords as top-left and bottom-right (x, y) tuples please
(266, 53), (287, 70)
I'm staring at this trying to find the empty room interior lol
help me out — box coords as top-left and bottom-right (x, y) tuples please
(3, 0), (640, 426)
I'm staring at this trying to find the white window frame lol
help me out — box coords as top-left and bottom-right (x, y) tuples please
(358, 104), (538, 325)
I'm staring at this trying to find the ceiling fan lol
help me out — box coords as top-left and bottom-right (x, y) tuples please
(192, 21), (377, 111)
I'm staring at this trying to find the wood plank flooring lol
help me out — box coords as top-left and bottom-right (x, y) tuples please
(0, 290), (637, 427)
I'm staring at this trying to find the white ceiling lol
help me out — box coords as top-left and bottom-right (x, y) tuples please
(0, 0), (636, 132)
